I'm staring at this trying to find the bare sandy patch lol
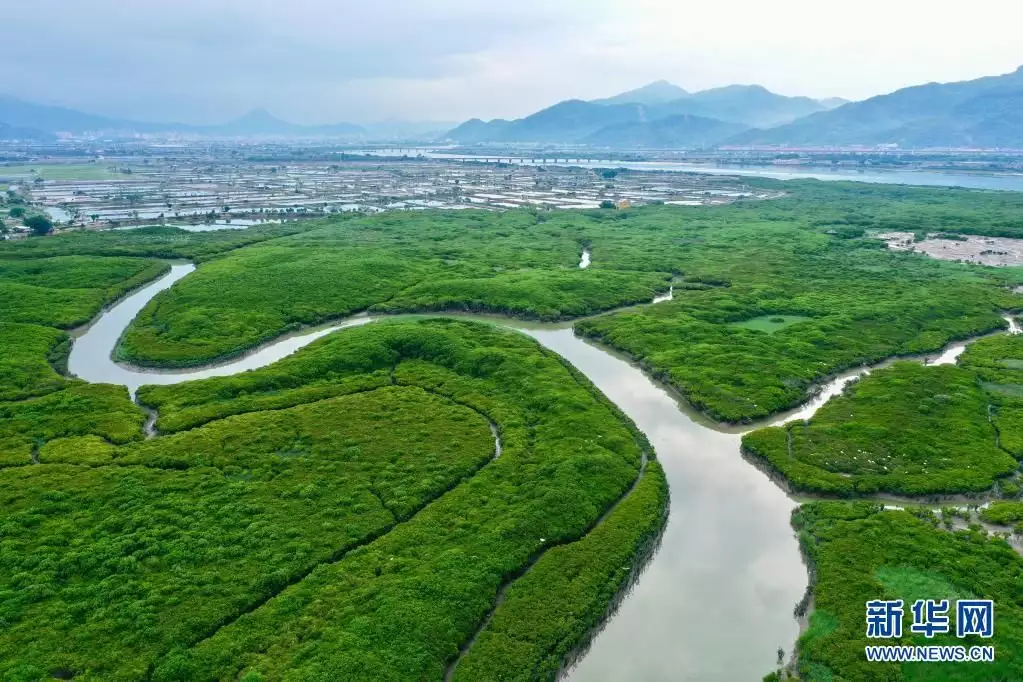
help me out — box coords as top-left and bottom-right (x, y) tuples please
(877, 231), (1023, 267)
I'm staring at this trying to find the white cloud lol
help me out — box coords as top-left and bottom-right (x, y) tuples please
(1, 0), (1021, 123)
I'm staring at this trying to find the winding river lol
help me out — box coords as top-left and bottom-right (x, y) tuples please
(67, 264), (1018, 681)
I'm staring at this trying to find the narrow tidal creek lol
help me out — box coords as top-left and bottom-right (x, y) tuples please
(67, 264), (1015, 680)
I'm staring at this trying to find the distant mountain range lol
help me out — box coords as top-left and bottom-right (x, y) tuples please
(447, 67), (1023, 149)
(204, 108), (365, 137)
(362, 120), (459, 140)
(730, 66), (1023, 148)
(0, 95), (368, 139)
(6, 65), (1023, 148)
(582, 114), (747, 148)
(680, 85), (837, 128)
(444, 83), (842, 147)
(0, 121), (54, 141)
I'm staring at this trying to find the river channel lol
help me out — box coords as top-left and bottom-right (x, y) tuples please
(66, 263), (1017, 680)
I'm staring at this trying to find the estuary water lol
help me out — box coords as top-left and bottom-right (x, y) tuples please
(66, 265), (1016, 680)
(354, 148), (1023, 192)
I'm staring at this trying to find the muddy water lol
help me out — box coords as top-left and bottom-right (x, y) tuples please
(524, 326), (804, 682)
(66, 266), (1017, 681)
(69, 263), (373, 396)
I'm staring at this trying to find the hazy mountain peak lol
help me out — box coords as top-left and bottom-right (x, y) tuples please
(645, 79), (685, 91)
(691, 84), (803, 103)
(230, 108), (285, 124)
(593, 81), (690, 106)
(698, 84), (769, 95)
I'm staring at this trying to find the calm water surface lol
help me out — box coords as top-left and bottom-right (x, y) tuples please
(527, 327), (803, 681)
(353, 148), (1023, 192)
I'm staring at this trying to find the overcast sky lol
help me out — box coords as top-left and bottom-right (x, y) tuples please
(5, 0), (1023, 125)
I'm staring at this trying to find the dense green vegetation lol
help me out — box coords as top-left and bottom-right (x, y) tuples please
(0, 323), (69, 401)
(452, 461), (668, 681)
(961, 331), (1023, 458)
(740, 317), (1023, 497)
(0, 319), (667, 680)
(372, 269), (669, 321)
(743, 362), (1018, 495)
(102, 184), (1023, 423)
(0, 386), (494, 680)
(0, 255), (167, 328)
(792, 502), (1023, 681)
(0, 226), (326, 475)
(6, 180), (1023, 678)
(979, 501), (1023, 526)
(116, 210), (671, 366)
(729, 314), (812, 334)
(0, 224), (333, 491)
(23, 214), (53, 236)
(574, 202), (1014, 421)
(0, 223), (311, 263)
(744, 178), (1023, 240)
(0, 253), (171, 469)
(0, 384), (145, 466)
